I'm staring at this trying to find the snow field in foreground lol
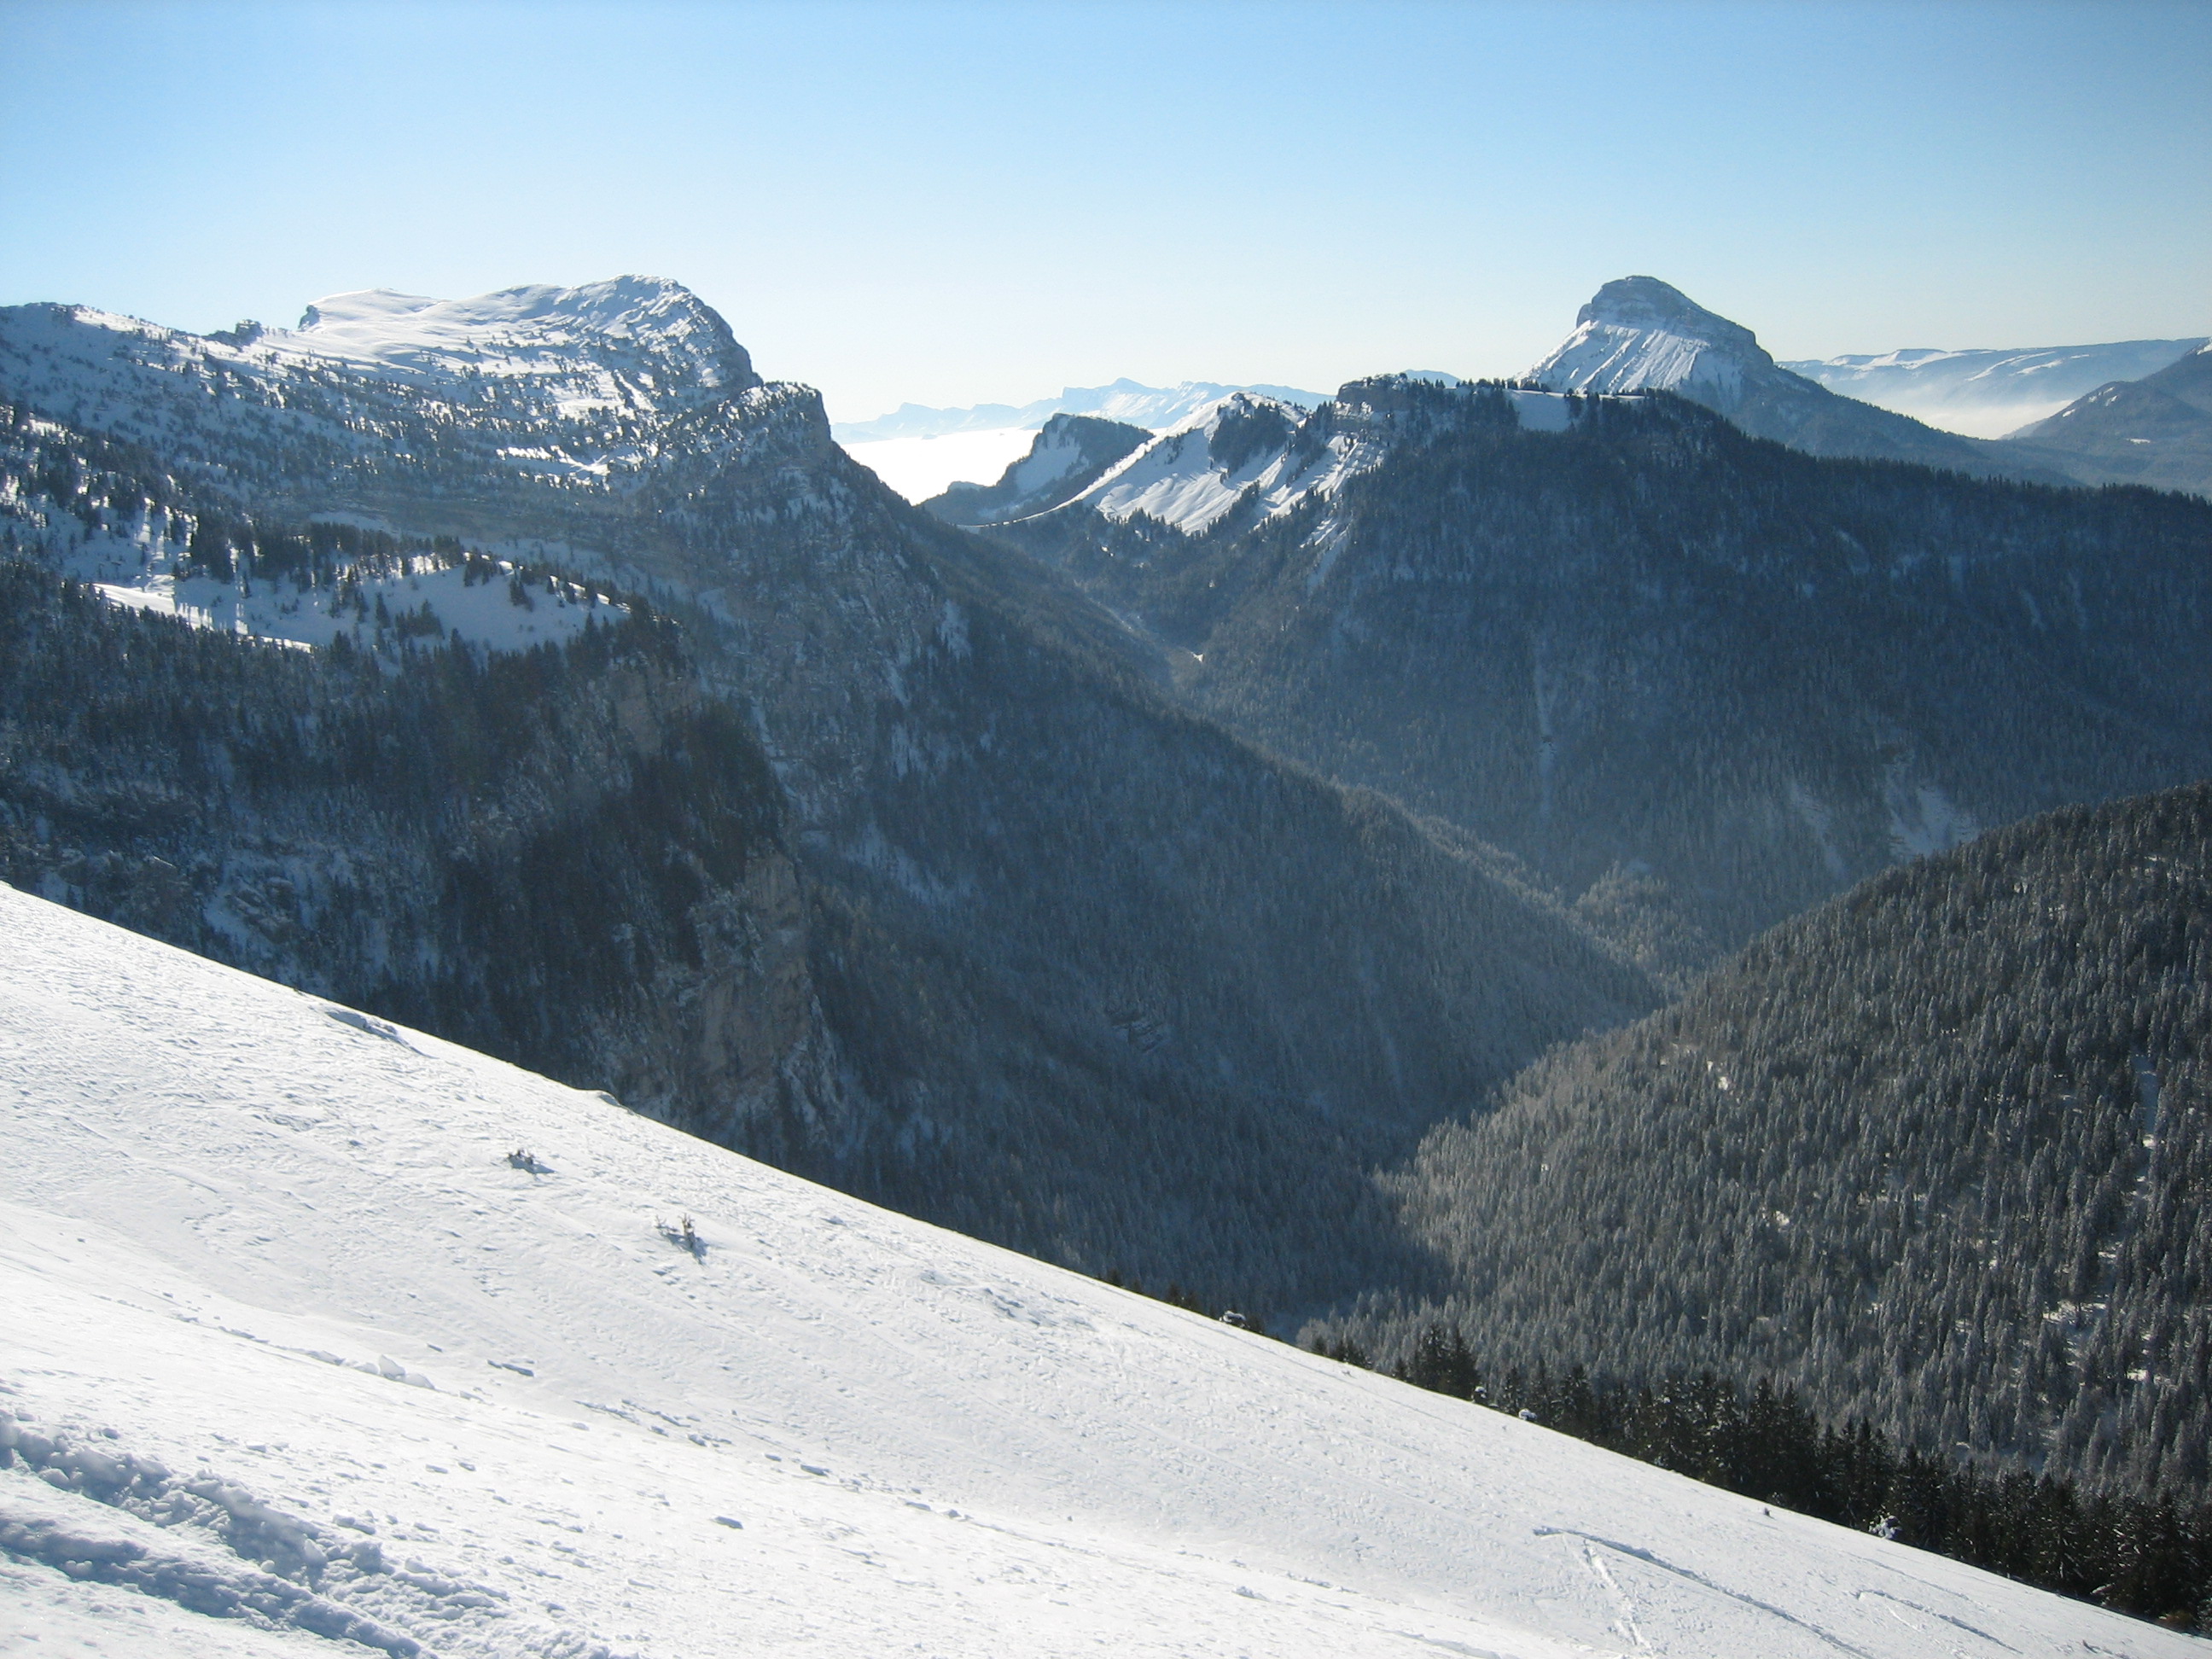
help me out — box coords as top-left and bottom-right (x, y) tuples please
(0, 884), (2193, 1658)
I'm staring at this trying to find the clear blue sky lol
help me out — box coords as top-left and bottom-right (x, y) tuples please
(3, 0), (2206, 422)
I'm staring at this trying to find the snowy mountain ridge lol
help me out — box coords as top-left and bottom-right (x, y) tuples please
(2, 274), (1667, 1328)
(921, 412), (1152, 527)
(1783, 335), (2208, 439)
(1058, 383), (1588, 538)
(277, 276), (757, 398)
(0, 276), (808, 521)
(3, 882), (2188, 1658)
(832, 376), (1327, 443)
(835, 379), (1333, 505)
(26, 275), (756, 420)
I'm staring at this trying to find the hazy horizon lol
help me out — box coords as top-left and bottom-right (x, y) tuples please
(3, 0), (2205, 425)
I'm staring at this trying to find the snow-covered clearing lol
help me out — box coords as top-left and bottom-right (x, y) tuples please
(1, 885), (2190, 1657)
(35, 516), (618, 658)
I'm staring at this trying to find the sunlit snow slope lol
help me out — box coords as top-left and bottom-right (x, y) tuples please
(1, 885), (2189, 1658)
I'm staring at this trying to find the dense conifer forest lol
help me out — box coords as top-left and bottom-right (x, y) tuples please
(1320, 782), (2212, 1501)
(0, 560), (822, 1130)
(1364, 1323), (2212, 1631)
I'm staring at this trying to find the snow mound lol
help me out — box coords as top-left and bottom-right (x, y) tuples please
(0, 883), (2190, 1657)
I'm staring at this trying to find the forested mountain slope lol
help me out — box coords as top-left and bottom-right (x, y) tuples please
(1328, 782), (2212, 1496)
(997, 379), (2212, 974)
(2004, 344), (2212, 498)
(0, 288), (1655, 1315)
(0, 561), (835, 1142)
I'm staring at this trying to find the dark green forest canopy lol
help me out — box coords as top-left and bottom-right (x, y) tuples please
(1334, 781), (2212, 1497)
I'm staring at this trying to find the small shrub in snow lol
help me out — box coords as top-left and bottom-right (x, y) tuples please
(657, 1214), (706, 1260)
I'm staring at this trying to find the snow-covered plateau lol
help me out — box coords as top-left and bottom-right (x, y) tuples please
(2, 885), (2187, 1658)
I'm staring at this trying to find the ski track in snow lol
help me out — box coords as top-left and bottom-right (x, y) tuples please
(0, 883), (2192, 1658)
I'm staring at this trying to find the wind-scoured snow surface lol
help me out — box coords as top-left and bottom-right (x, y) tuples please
(1, 887), (2186, 1658)
(1783, 338), (2208, 439)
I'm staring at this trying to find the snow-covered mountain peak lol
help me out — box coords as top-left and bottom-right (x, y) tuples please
(272, 274), (760, 395)
(0, 275), (763, 454)
(1577, 276), (1765, 356)
(1531, 276), (1772, 405)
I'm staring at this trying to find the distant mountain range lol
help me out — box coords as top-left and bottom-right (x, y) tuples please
(2006, 341), (2212, 496)
(832, 376), (1326, 443)
(1784, 337), (2206, 438)
(853, 294), (2211, 503)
